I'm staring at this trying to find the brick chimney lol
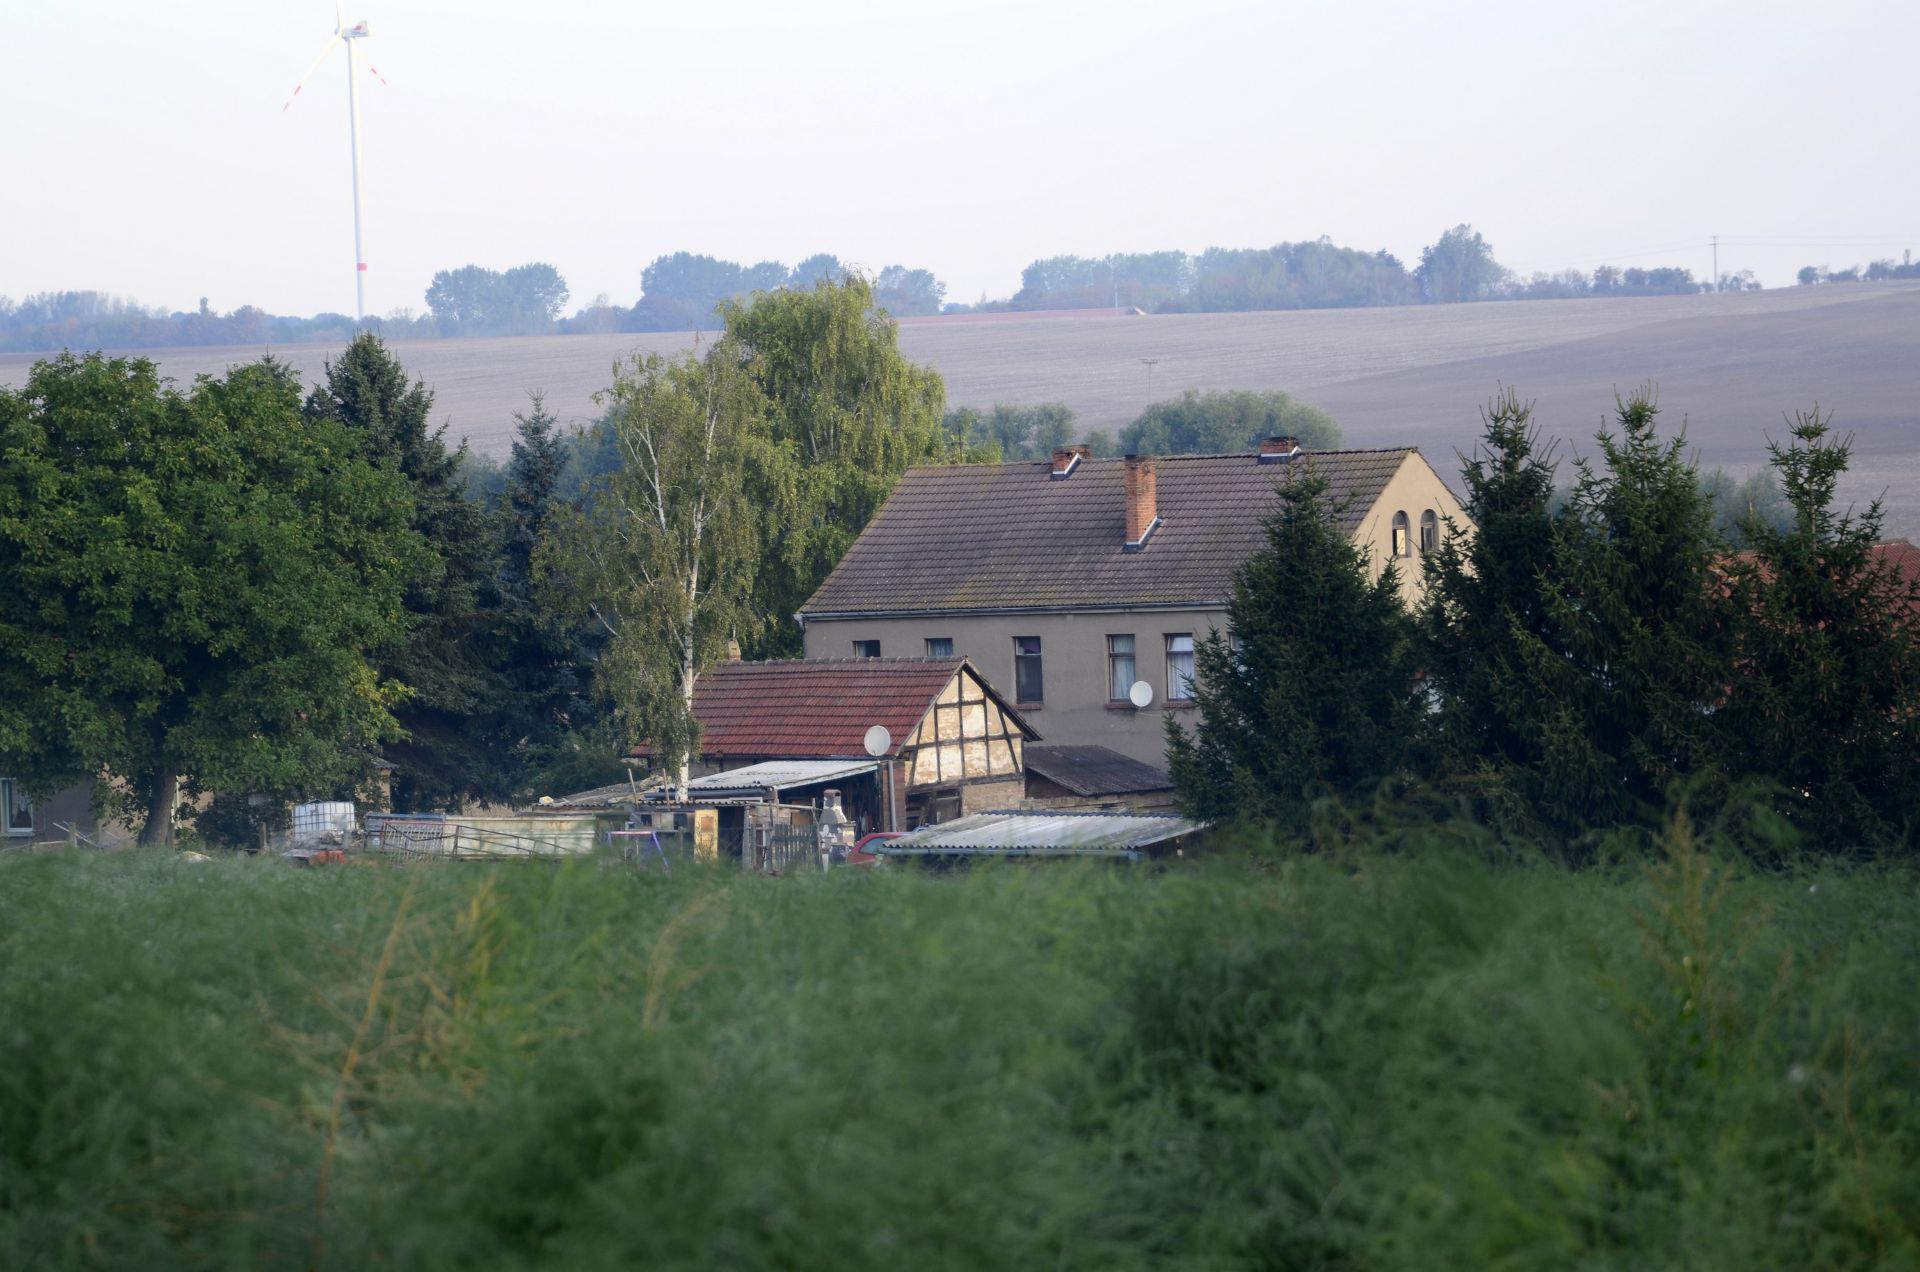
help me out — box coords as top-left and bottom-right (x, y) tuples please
(726, 638), (742, 662)
(1049, 445), (1092, 479)
(1257, 435), (1301, 463)
(1123, 454), (1160, 551)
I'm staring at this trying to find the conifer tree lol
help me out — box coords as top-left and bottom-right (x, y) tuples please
(1166, 468), (1422, 823)
(303, 333), (507, 809)
(1420, 389), (1561, 779)
(1721, 412), (1920, 850)
(1507, 390), (1730, 830)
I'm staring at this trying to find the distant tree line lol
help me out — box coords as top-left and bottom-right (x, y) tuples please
(1168, 389), (1920, 856)
(984, 225), (1726, 315)
(9, 225), (1792, 354)
(1797, 257), (1920, 285)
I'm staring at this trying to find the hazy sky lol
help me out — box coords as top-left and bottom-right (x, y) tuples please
(8, 0), (1917, 319)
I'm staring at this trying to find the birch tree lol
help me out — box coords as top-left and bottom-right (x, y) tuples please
(545, 346), (762, 789)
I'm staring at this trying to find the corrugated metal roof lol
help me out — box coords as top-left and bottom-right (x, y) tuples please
(683, 759), (879, 793)
(882, 810), (1200, 854)
(801, 448), (1419, 617)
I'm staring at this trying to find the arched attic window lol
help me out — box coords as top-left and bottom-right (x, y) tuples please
(1391, 510), (1411, 558)
(1419, 509), (1438, 553)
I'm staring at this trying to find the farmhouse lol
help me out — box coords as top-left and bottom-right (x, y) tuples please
(797, 439), (1469, 766)
(644, 654), (1040, 833)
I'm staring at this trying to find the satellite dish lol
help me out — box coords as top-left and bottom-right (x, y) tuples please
(863, 724), (893, 757)
(1128, 680), (1154, 709)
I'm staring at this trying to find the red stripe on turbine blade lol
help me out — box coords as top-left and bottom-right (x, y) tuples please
(358, 264), (368, 271)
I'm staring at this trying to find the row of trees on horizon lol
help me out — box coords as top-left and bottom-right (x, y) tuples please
(16, 223), (1915, 353)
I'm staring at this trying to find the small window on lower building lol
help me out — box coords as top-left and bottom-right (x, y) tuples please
(1013, 636), (1044, 704)
(852, 640), (881, 659)
(2, 778), (33, 835)
(1166, 633), (1196, 701)
(925, 637), (953, 657)
(1392, 510), (1411, 558)
(1107, 634), (1136, 702)
(1419, 508), (1438, 553)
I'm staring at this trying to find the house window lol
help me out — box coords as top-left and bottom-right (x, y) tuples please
(1166, 633), (1196, 701)
(1391, 510), (1411, 557)
(1419, 509), (1438, 553)
(1107, 634), (1136, 702)
(852, 640), (881, 658)
(1013, 636), (1044, 704)
(925, 637), (953, 657)
(2, 779), (32, 835)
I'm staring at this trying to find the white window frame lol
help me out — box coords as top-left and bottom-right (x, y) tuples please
(1166, 633), (1196, 702)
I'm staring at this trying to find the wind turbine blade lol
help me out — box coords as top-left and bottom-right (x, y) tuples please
(365, 62), (389, 87)
(281, 35), (343, 112)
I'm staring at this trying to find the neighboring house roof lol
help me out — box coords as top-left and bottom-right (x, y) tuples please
(652, 657), (1039, 760)
(801, 449), (1421, 616)
(1024, 744), (1174, 796)
(878, 810), (1201, 857)
(1877, 540), (1920, 622)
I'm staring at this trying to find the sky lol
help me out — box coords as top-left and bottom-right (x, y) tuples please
(6, 0), (1918, 319)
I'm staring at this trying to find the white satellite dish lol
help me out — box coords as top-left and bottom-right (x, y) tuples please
(1128, 680), (1154, 709)
(863, 724), (893, 757)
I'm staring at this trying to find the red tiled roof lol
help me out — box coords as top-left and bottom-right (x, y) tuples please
(799, 449), (1420, 617)
(642, 657), (1037, 760)
(1876, 540), (1920, 621)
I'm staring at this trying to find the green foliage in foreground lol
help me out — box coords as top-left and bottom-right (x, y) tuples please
(3, 835), (1916, 1269)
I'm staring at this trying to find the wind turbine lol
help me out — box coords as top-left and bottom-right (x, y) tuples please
(283, 6), (387, 325)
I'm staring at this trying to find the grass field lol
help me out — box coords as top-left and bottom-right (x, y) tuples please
(5, 282), (1917, 535)
(3, 826), (1916, 1269)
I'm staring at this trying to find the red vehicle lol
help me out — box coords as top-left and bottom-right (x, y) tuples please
(846, 832), (904, 866)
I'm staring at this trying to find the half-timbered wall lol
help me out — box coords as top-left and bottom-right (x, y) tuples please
(904, 669), (1025, 790)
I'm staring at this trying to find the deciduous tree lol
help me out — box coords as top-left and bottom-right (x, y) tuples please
(0, 354), (421, 846)
(722, 276), (948, 656)
(1121, 388), (1340, 456)
(543, 347), (764, 789)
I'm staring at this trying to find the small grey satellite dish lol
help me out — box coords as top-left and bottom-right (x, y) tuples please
(1128, 680), (1154, 709)
(863, 724), (893, 757)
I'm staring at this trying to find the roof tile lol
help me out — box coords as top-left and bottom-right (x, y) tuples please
(801, 448), (1417, 615)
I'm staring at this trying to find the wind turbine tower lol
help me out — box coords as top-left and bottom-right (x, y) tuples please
(284, 8), (385, 324)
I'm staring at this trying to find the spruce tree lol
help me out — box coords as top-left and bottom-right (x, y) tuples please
(1166, 468), (1422, 824)
(1721, 412), (1920, 851)
(1420, 389), (1561, 779)
(1506, 390), (1730, 830)
(303, 333), (507, 809)
(496, 397), (611, 799)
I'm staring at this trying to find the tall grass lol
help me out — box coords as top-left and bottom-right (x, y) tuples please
(1, 829), (1915, 1269)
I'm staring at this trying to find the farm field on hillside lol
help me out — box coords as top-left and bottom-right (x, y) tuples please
(6, 283), (1917, 533)
(3, 839), (1917, 1269)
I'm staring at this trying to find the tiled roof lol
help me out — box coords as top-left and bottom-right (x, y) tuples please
(801, 449), (1417, 616)
(1875, 540), (1920, 621)
(1024, 745), (1173, 797)
(656, 657), (1037, 760)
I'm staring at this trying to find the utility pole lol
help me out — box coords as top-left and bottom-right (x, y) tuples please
(1711, 235), (1719, 293)
(1140, 357), (1159, 399)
